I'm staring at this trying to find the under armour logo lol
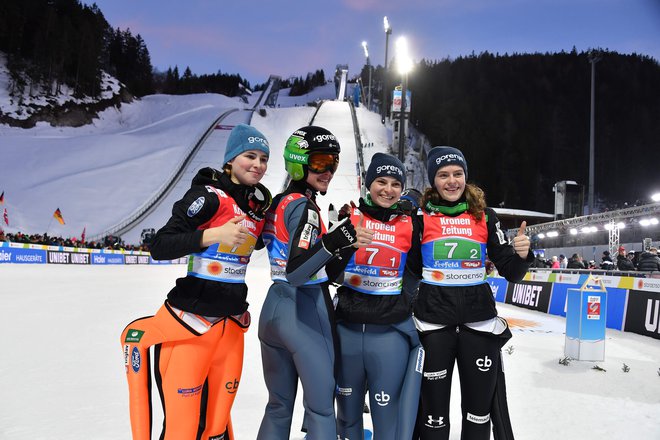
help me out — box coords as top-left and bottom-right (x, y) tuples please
(425, 415), (445, 428)
(374, 390), (390, 406)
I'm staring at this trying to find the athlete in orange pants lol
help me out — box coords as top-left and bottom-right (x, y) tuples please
(121, 303), (247, 439)
(121, 124), (272, 440)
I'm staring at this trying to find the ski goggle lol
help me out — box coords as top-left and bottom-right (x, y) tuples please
(308, 153), (339, 174)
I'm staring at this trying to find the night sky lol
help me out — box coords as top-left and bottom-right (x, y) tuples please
(83, 0), (660, 85)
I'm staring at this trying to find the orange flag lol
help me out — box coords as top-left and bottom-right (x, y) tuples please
(53, 208), (65, 225)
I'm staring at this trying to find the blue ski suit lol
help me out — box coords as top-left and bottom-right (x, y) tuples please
(335, 199), (424, 440)
(257, 181), (354, 440)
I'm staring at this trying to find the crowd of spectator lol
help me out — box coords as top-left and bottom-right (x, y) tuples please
(532, 247), (660, 273)
(0, 230), (149, 252)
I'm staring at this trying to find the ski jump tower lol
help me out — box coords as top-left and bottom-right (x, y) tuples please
(335, 64), (349, 101)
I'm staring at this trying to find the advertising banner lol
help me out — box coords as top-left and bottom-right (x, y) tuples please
(565, 277), (607, 361)
(91, 253), (126, 265)
(392, 89), (411, 113)
(624, 289), (660, 340)
(124, 254), (151, 265)
(0, 247), (47, 264)
(487, 277), (508, 303)
(47, 251), (91, 265)
(549, 282), (626, 331)
(506, 280), (552, 313)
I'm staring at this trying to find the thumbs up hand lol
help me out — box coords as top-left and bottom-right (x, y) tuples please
(511, 220), (530, 259)
(354, 214), (375, 248)
(202, 215), (250, 247)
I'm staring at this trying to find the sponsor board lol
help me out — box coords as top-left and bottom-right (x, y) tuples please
(487, 277), (508, 303)
(0, 247), (47, 264)
(505, 281), (552, 312)
(124, 255), (151, 265)
(624, 290), (660, 340)
(92, 253), (125, 265)
(47, 251), (91, 265)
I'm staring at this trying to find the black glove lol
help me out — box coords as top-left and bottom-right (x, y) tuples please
(322, 217), (356, 253)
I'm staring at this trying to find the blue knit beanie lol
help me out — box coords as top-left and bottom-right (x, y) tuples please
(427, 146), (468, 184)
(365, 153), (406, 189)
(223, 124), (270, 165)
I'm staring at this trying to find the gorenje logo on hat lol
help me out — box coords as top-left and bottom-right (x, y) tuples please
(247, 136), (269, 146)
(436, 154), (465, 165)
(376, 164), (404, 176)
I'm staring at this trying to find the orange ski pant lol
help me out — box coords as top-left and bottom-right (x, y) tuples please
(121, 302), (247, 440)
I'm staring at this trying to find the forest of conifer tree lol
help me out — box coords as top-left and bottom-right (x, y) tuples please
(366, 50), (660, 212)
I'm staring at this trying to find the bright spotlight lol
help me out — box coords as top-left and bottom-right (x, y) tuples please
(570, 228), (578, 235)
(537, 233), (546, 239)
(396, 37), (413, 74)
(651, 193), (660, 202)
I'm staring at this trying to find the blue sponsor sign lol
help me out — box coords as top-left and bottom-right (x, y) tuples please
(0, 247), (47, 264)
(549, 282), (579, 317)
(550, 283), (626, 331)
(487, 277), (508, 303)
(565, 280), (607, 361)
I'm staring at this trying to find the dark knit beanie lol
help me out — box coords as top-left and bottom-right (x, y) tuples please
(223, 123), (270, 165)
(365, 153), (406, 189)
(427, 146), (468, 184)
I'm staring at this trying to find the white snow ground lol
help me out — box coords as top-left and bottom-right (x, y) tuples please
(1, 262), (659, 440)
(1, 67), (659, 439)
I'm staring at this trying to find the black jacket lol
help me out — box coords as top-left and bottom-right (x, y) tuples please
(149, 167), (268, 317)
(566, 257), (585, 269)
(335, 198), (421, 325)
(409, 206), (533, 325)
(616, 254), (635, 271)
(637, 252), (660, 272)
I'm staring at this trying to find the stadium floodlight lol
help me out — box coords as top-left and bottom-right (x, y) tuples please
(639, 218), (658, 227)
(546, 231), (559, 237)
(570, 228), (578, 235)
(395, 36), (412, 163)
(652, 192), (660, 202)
(537, 233), (546, 239)
(381, 16), (392, 124)
(361, 41), (372, 109)
(396, 37), (413, 75)
(617, 222), (626, 229)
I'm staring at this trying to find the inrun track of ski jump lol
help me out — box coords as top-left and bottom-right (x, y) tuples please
(1, 77), (659, 439)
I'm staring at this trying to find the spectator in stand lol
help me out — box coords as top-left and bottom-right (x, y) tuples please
(637, 247), (660, 272)
(600, 250), (614, 269)
(550, 256), (560, 268)
(616, 246), (635, 271)
(587, 260), (597, 269)
(559, 254), (568, 268)
(628, 250), (638, 268)
(567, 253), (586, 269)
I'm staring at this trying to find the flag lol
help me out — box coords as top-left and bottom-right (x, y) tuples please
(3, 208), (8, 226)
(81, 227), (86, 243)
(0, 191), (4, 204)
(53, 208), (65, 225)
